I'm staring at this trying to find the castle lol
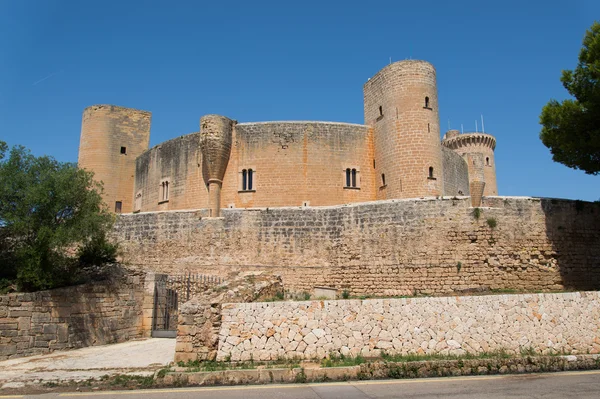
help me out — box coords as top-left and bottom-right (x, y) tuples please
(77, 60), (497, 215)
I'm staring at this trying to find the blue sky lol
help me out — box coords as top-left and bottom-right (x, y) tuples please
(0, 0), (598, 201)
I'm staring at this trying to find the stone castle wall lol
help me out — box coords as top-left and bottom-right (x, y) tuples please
(78, 105), (151, 213)
(216, 292), (600, 361)
(134, 122), (376, 212)
(113, 196), (600, 295)
(442, 147), (470, 196)
(0, 274), (148, 360)
(364, 60), (444, 200)
(135, 132), (206, 212)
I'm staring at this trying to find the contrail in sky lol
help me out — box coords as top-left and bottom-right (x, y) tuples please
(32, 71), (62, 86)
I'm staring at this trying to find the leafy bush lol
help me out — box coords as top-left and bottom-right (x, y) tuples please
(0, 141), (116, 291)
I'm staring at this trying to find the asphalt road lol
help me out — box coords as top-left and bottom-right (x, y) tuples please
(6, 370), (600, 399)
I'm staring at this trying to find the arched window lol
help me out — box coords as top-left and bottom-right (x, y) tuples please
(248, 169), (253, 190)
(428, 167), (434, 178)
(486, 157), (490, 166)
(425, 97), (430, 108)
(381, 173), (386, 186)
(351, 169), (357, 187)
(242, 169), (247, 191)
(345, 168), (351, 187)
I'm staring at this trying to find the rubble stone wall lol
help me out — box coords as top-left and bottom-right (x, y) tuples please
(216, 291), (600, 361)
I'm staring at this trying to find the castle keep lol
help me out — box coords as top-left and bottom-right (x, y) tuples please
(78, 60), (497, 214)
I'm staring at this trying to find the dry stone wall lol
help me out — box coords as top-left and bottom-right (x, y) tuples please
(113, 197), (600, 296)
(217, 291), (600, 361)
(0, 274), (147, 360)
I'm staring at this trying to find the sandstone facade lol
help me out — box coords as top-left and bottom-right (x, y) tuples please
(78, 60), (497, 214)
(78, 105), (151, 213)
(216, 291), (600, 361)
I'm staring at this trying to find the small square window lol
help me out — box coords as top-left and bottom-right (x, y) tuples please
(120, 146), (127, 155)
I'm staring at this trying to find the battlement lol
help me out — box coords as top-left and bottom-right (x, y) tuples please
(83, 104), (152, 116)
(441, 132), (496, 151)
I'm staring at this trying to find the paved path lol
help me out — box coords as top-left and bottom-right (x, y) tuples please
(4, 370), (599, 398)
(0, 339), (175, 389)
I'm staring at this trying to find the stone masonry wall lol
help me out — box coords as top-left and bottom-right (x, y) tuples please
(113, 197), (600, 296)
(78, 105), (151, 213)
(217, 291), (600, 361)
(0, 274), (148, 360)
(441, 146), (470, 196)
(134, 132), (206, 212)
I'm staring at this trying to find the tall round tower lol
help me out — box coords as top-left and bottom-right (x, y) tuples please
(199, 114), (234, 217)
(441, 131), (498, 197)
(364, 60), (444, 199)
(78, 105), (151, 213)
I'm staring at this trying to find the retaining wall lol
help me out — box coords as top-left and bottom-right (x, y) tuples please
(0, 273), (151, 360)
(216, 291), (600, 361)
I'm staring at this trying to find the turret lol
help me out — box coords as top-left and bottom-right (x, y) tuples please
(78, 105), (151, 213)
(441, 131), (498, 205)
(364, 60), (444, 199)
(199, 115), (234, 217)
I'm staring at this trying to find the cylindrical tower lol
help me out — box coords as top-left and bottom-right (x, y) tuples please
(364, 60), (444, 200)
(441, 131), (498, 197)
(199, 115), (234, 217)
(78, 105), (151, 213)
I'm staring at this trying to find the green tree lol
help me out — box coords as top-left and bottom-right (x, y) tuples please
(0, 141), (116, 292)
(540, 21), (600, 175)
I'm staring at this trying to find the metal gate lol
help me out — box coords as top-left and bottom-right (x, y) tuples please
(151, 273), (225, 338)
(151, 276), (178, 338)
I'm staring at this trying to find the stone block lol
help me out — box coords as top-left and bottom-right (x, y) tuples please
(43, 324), (58, 335)
(8, 309), (31, 318)
(57, 324), (69, 343)
(0, 345), (17, 356)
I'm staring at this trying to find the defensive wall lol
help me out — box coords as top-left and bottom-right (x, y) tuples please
(213, 291), (600, 361)
(113, 196), (600, 296)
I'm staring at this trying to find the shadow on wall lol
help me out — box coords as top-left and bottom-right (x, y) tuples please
(541, 198), (600, 291)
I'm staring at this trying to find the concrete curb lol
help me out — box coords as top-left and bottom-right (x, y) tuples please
(161, 355), (600, 386)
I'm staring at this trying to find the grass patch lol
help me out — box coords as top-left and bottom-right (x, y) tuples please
(321, 354), (366, 368)
(176, 357), (300, 372)
(381, 349), (512, 363)
(109, 374), (154, 388)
